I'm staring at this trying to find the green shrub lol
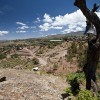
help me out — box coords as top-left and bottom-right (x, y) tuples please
(0, 58), (25, 68)
(69, 77), (80, 95)
(77, 90), (98, 100)
(11, 54), (18, 58)
(97, 61), (100, 69)
(65, 77), (80, 96)
(32, 57), (39, 65)
(78, 42), (84, 50)
(53, 63), (58, 70)
(66, 72), (85, 84)
(66, 42), (77, 62)
(64, 87), (73, 96)
(66, 42), (87, 68)
(70, 42), (77, 54)
(77, 50), (87, 68)
(37, 50), (43, 54)
(66, 54), (74, 62)
(0, 53), (6, 59)
(65, 72), (85, 96)
(47, 41), (62, 49)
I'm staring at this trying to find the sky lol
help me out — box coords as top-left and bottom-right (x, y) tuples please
(0, 0), (100, 40)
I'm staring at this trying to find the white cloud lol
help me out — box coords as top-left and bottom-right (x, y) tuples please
(34, 17), (41, 23)
(53, 10), (86, 26)
(39, 10), (100, 33)
(16, 22), (29, 30)
(51, 26), (63, 29)
(37, 18), (41, 22)
(18, 26), (29, 30)
(43, 13), (53, 23)
(0, 31), (9, 36)
(16, 31), (26, 33)
(96, 11), (100, 18)
(62, 26), (83, 33)
(75, 27), (83, 31)
(16, 22), (26, 26)
(39, 23), (50, 31)
(39, 23), (63, 31)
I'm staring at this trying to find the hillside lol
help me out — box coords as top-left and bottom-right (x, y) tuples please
(0, 38), (100, 99)
(0, 69), (67, 100)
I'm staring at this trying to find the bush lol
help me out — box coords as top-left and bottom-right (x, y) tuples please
(66, 42), (77, 62)
(53, 63), (58, 70)
(65, 73), (99, 99)
(65, 72), (85, 96)
(47, 41), (62, 49)
(64, 87), (73, 96)
(32, 57), (39, 65)
(11, 54), (18, 58)
(97, 61), (100, 69)
(0, 53), (6, 59)
(69, 77), (80, 95)
(37, 50), (43, 54)
(70, 42), (77, 54)
(77, 49), (87, 68)
(77, 90), (98, 100)
(66, 72), (85, 84)
(65, 77), (80, 96)
(66, 42), (87, 68)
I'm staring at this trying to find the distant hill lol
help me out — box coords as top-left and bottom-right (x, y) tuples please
(0, 31), (84, 42)
(45, 31), (84, 39)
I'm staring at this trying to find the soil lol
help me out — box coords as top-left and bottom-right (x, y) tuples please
(0, 68), (68, 100)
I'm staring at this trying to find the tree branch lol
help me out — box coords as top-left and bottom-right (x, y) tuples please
(92, 3), (100, 12)
(74, 0), (100, 36)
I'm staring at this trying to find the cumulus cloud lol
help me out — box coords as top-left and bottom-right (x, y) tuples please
(39, 23), (50, 31)
(62, 26), (83, 33)
(16, 31), (26, 33)
(0, 31), (9, 36)
(43, 13), (53, 23)
(53, 10), (86, 26)
(39, 10), (100, 33)
(16, 22), (29, 30)
(39, 23), (63, 31)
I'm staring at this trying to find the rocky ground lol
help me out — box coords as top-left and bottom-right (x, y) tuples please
(0, 68), (68, 100)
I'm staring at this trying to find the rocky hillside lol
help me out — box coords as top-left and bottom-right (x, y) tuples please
(0, 69), (67, 100)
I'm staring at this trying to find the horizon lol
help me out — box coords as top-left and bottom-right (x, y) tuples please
(0, 0), (100, 40)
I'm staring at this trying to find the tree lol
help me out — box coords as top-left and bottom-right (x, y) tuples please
(74, 0), (100, 91)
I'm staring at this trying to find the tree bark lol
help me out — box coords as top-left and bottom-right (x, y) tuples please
(74, 0), (100, 90)
(84, 35), (100, 90)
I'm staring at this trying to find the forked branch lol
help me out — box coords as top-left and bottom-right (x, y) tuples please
(74, 0), (100, 36)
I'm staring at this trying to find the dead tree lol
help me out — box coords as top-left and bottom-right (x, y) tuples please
(74, 0), (100, 90)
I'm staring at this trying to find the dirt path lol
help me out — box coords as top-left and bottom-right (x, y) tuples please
(37, 58), (47, 66)
(0, 69), (67, 100)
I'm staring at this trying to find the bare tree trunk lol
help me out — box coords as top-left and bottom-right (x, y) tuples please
(74, 0), (100, 90)
(84, 35), (100, 90)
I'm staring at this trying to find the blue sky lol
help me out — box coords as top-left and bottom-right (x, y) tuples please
(0, 0), (100, 40)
